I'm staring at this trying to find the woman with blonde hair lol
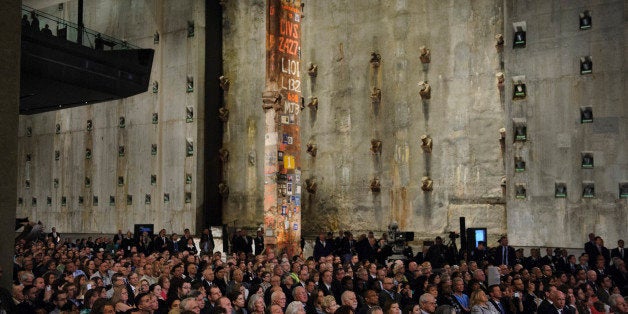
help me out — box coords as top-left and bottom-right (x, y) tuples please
(110, 286), (135, 313)
(322, 295), (339, 314)
(469, 290), (499, 314)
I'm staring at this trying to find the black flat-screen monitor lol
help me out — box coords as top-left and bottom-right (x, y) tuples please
(134, 224), (154, 240)
(466, 228), (487, 249)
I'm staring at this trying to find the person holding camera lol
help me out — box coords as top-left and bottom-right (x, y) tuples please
(379, 277), (400, 308)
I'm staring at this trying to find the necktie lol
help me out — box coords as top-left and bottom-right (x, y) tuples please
(497, 302), (505, 314)
(503, 247), (508, 265)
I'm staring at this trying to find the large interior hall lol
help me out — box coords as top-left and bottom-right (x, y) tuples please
(0, 0), (626, 291)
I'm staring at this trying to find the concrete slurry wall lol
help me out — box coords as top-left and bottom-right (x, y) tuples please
(222, 0), (509, 244)
(16, 0), (206, 234)
(503, 0), (627, 248)
(221, 0), (267, 229)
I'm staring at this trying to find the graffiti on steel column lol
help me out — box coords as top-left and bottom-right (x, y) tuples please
(265, 0), (302, 257)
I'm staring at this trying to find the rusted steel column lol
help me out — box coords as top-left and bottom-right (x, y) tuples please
(263, 0), (302, 257)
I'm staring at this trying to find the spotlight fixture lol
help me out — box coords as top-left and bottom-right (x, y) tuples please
(580, 56), (592, 75)
(186, 76), (194, 93)
(186, 138), (194, 156)
(582, 182), (595, 198)
(555, 182), (567, 198)
(580, 106), (593, 123)
(186, 106), (194, 122)
(514, 157), (525, 172)
(620, 182), (628, 199)
(513, 119), (527, 142)
(512, 21), (527, 48)
(512, 75), (526, 100)
(579, 10), (592, 30)
(515, 183), (526, 199)
(581, 152), (594, 168)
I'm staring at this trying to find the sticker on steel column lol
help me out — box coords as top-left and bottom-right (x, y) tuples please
(278, 151), (284, 161)
(296, 185), (301, 194)
(287, 182), (293, 195)
(293, 222), (298, 230)
(281, 115), (289, 124)
(281, 205), (287, 215)
(287, 175), (294, 182)
(282, 134), (289, 144)
(295, 173), (300, 183)
(292, 195), (300, 206)
(265, 132), (277, 145)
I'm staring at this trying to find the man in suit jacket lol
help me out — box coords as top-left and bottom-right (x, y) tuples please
(494, 236), (516, 267)
(232, 229), (253, 254)
(378, 277), (400, 308)
(313, 233), (333, 260)
(153, 229), (170, 253)
(589, 236), (611, 267)
(584, 233), (597, 266)
(48, 227), (61, 244)
(537, 290), (574, 314)
(254, 230), (265, 255)
(610, 239), (627, 264)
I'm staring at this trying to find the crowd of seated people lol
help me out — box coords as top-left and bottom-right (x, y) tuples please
(2, 225), (626, 314)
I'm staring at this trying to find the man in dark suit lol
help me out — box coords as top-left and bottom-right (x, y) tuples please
(319, 270), (334, 297)
(48, 227), (61, 244)
(201, 266), (216, 292)
(610, 239), (627, 263)
(487, 285), (506, 314)
(357, 290), (380, 314)
(378, 277), (400, 308)
(153, 229), (170, 253)
(313, 233), (333, 260)
(595, 237), (611, 267)
(584, 233), (597, 267)
(178, 228), (193, 250)
(538, 290), (574, 314)
(254, 229), (265, 255)
(493, 236), (516, 267)
(232, 229), (253, 254)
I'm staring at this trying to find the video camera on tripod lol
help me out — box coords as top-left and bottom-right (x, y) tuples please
(387, 222), (414, 260)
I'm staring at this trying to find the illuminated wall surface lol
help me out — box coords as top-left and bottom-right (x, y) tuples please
(17, 0), (626, 248)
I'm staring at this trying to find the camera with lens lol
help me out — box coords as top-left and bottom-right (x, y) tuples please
(448, 231), (459, 240)
(387, 222), (414, 259)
